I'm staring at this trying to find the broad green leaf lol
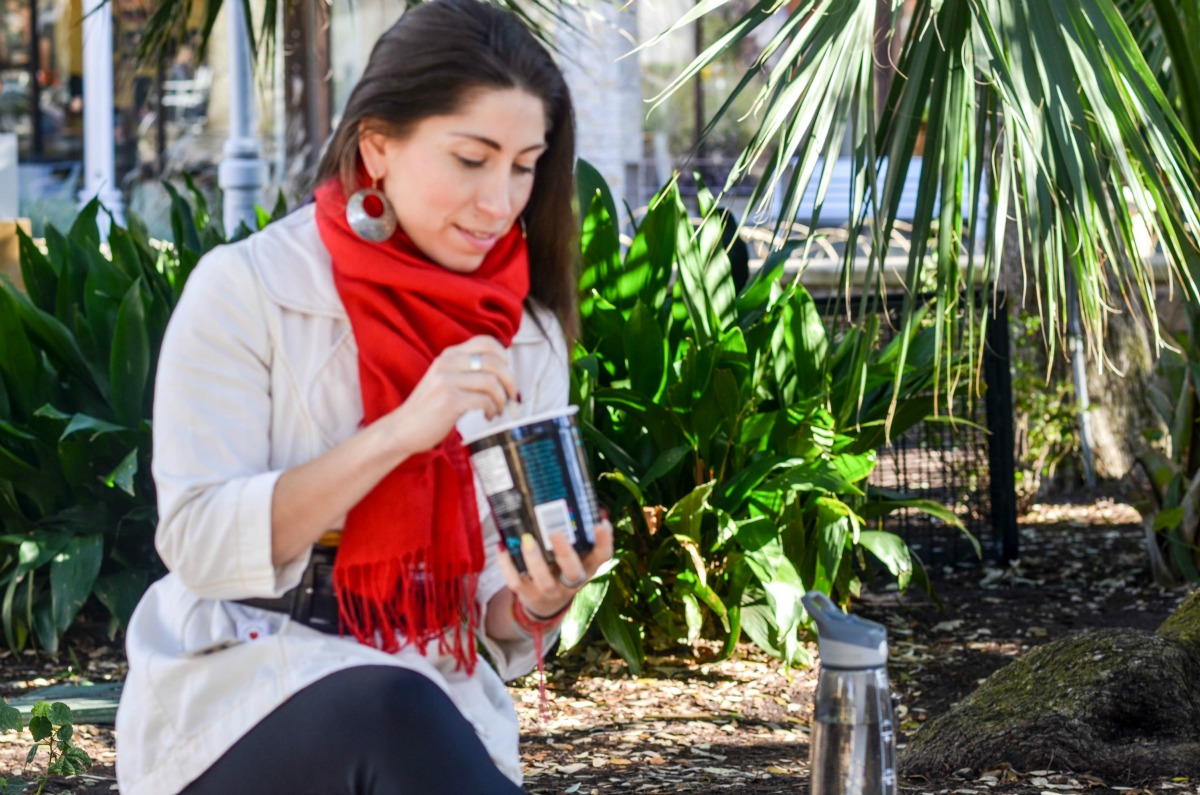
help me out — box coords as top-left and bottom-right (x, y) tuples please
(47, 702), (72, 726)
(664, 482), (716, 544)
(577, 162), (622, 318)
(596, 592), (643, 676)
(50, 535), (104, 642)
(600, 470), (644, 506)
(672, 534), (709, 587)
(0, 287), (49, 416)
(830, 451), (876, 485)
(2, 570), (30, 652)
(857, 530), (913, 591)
(581, 420), (640, 482)
(625, 301), (667, 400)
(642, 446), (690, 489)
(164, 182), (204, 256)
(676, 569), (729, 622)
(60, 744), (92, 775)
(0, 434), (42, 483)
(1154, 505), (1186, 532)
(784, 286), (829, 393)
(61, 413), (128, 441)
(720, 456), (809, 511)
(17, 535), (69, 577)
(815, 498), (850, 586)
(28, 714), (52, 742)
(595, 388), (680, 452)
(110, 279), (151, 426)
(1140, 448), (1181, 493)
(9, 280), (101, 398)
(560, 576), (609, 652)
(17, 225), (58, 313)
(861, 492), (979, 557)
(738, 599), (813, 667)
(710, 507), (738, 551)
(624, 187), (678, 310)
(673, 194), (721, 345)
(94, 570), (149, 631)
(0, 702), (20, 732)
(764, 580), (805, 637)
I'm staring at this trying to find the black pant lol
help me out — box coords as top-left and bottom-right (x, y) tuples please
(180, 666), (526, 795)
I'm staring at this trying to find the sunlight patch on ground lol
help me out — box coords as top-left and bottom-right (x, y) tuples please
(1019, 498), (1143, 527)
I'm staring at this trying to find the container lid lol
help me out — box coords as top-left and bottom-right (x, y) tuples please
(801, 591), (888, 669)
(461, 405), (579, 446)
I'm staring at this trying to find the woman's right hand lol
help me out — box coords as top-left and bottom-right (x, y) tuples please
(385, 335), (518, 456)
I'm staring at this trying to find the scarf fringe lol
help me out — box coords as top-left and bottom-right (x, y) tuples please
(334, 557), (480, 674)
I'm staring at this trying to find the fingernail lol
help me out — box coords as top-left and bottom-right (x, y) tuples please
(600, 507), (610, 522)
(521, 532), (537, 549)
(517, 391), (524, 404)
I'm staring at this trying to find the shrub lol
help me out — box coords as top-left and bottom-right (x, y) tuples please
(0, 184), (246, 652)
(559, 165), (971, 672)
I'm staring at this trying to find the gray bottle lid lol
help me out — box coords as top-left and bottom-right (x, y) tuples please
(802, 591), (889, 669)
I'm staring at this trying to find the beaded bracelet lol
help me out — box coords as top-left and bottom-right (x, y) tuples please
(510, 596), (572, 640)
(521, 597), (574, 624)
(511, 596), (573, 719)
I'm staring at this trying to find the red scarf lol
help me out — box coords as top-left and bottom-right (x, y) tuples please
(313, 177), (529, 671)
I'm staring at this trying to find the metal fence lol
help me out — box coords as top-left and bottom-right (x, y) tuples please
(818, 290), (1018, 573)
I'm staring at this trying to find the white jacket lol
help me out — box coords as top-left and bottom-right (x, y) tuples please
(115, 205), (570, 795)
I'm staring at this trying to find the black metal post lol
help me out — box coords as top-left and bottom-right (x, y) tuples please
(155, 53), (166, 175)
(983, 291), (1019, 563)
(29, 0), (43, 158)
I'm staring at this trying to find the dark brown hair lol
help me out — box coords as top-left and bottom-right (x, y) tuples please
(315, 0), (579, 340)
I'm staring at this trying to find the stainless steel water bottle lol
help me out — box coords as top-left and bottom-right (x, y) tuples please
(802, 591), (897, 795)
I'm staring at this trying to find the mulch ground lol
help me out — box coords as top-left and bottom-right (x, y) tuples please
(1, 495), (1196, 794)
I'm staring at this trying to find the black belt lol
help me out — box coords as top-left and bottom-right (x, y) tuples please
(239, 545), (341, 635)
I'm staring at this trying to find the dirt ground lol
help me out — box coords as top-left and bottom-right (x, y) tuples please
(1, 496), (1196, 794)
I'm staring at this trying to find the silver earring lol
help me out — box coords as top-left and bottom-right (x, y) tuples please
(346, 179), (397, 242)
(518, 215), (527, 239)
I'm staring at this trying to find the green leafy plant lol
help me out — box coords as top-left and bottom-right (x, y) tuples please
(559, 164), (974, 673)
(1122, 0), (1200, 586)
(0, 698), (91, 794)
(1010, 312), (1083, 504)
(0, 182), (282, 652)
(1139, 304), (1200, 584)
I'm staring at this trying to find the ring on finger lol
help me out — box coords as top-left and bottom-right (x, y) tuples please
(468, 353), (484, 372)
(558, 571), (587, 589)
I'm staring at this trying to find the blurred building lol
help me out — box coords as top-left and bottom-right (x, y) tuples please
(0, 0), (645, 233)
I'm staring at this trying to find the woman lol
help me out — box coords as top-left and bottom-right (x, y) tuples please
(115, 2), (612, 792)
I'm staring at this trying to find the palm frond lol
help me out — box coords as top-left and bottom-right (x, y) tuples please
(651, 0), (1200, 408)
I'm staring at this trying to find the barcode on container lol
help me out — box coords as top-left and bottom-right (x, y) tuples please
(470, 447), (515, 496)
(533, 499), (575, 548)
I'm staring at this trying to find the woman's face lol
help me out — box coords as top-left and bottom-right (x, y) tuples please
(359, 87), (548, 273)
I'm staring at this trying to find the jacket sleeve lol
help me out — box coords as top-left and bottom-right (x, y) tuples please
(475, 306), (571, 680)
(151, 245), (308, 600)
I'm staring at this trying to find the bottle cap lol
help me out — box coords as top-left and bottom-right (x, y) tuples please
(802, 591), (888, 669)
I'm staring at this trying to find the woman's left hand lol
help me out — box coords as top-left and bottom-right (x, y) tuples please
(497, 520), (614, 619)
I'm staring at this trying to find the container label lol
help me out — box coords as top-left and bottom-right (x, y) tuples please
(534, 499), (575, 547)
(471, 447), (515, 496)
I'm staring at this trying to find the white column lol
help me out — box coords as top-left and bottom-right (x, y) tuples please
(219, 0), (269, 234)
(80, 0), (123, 231)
